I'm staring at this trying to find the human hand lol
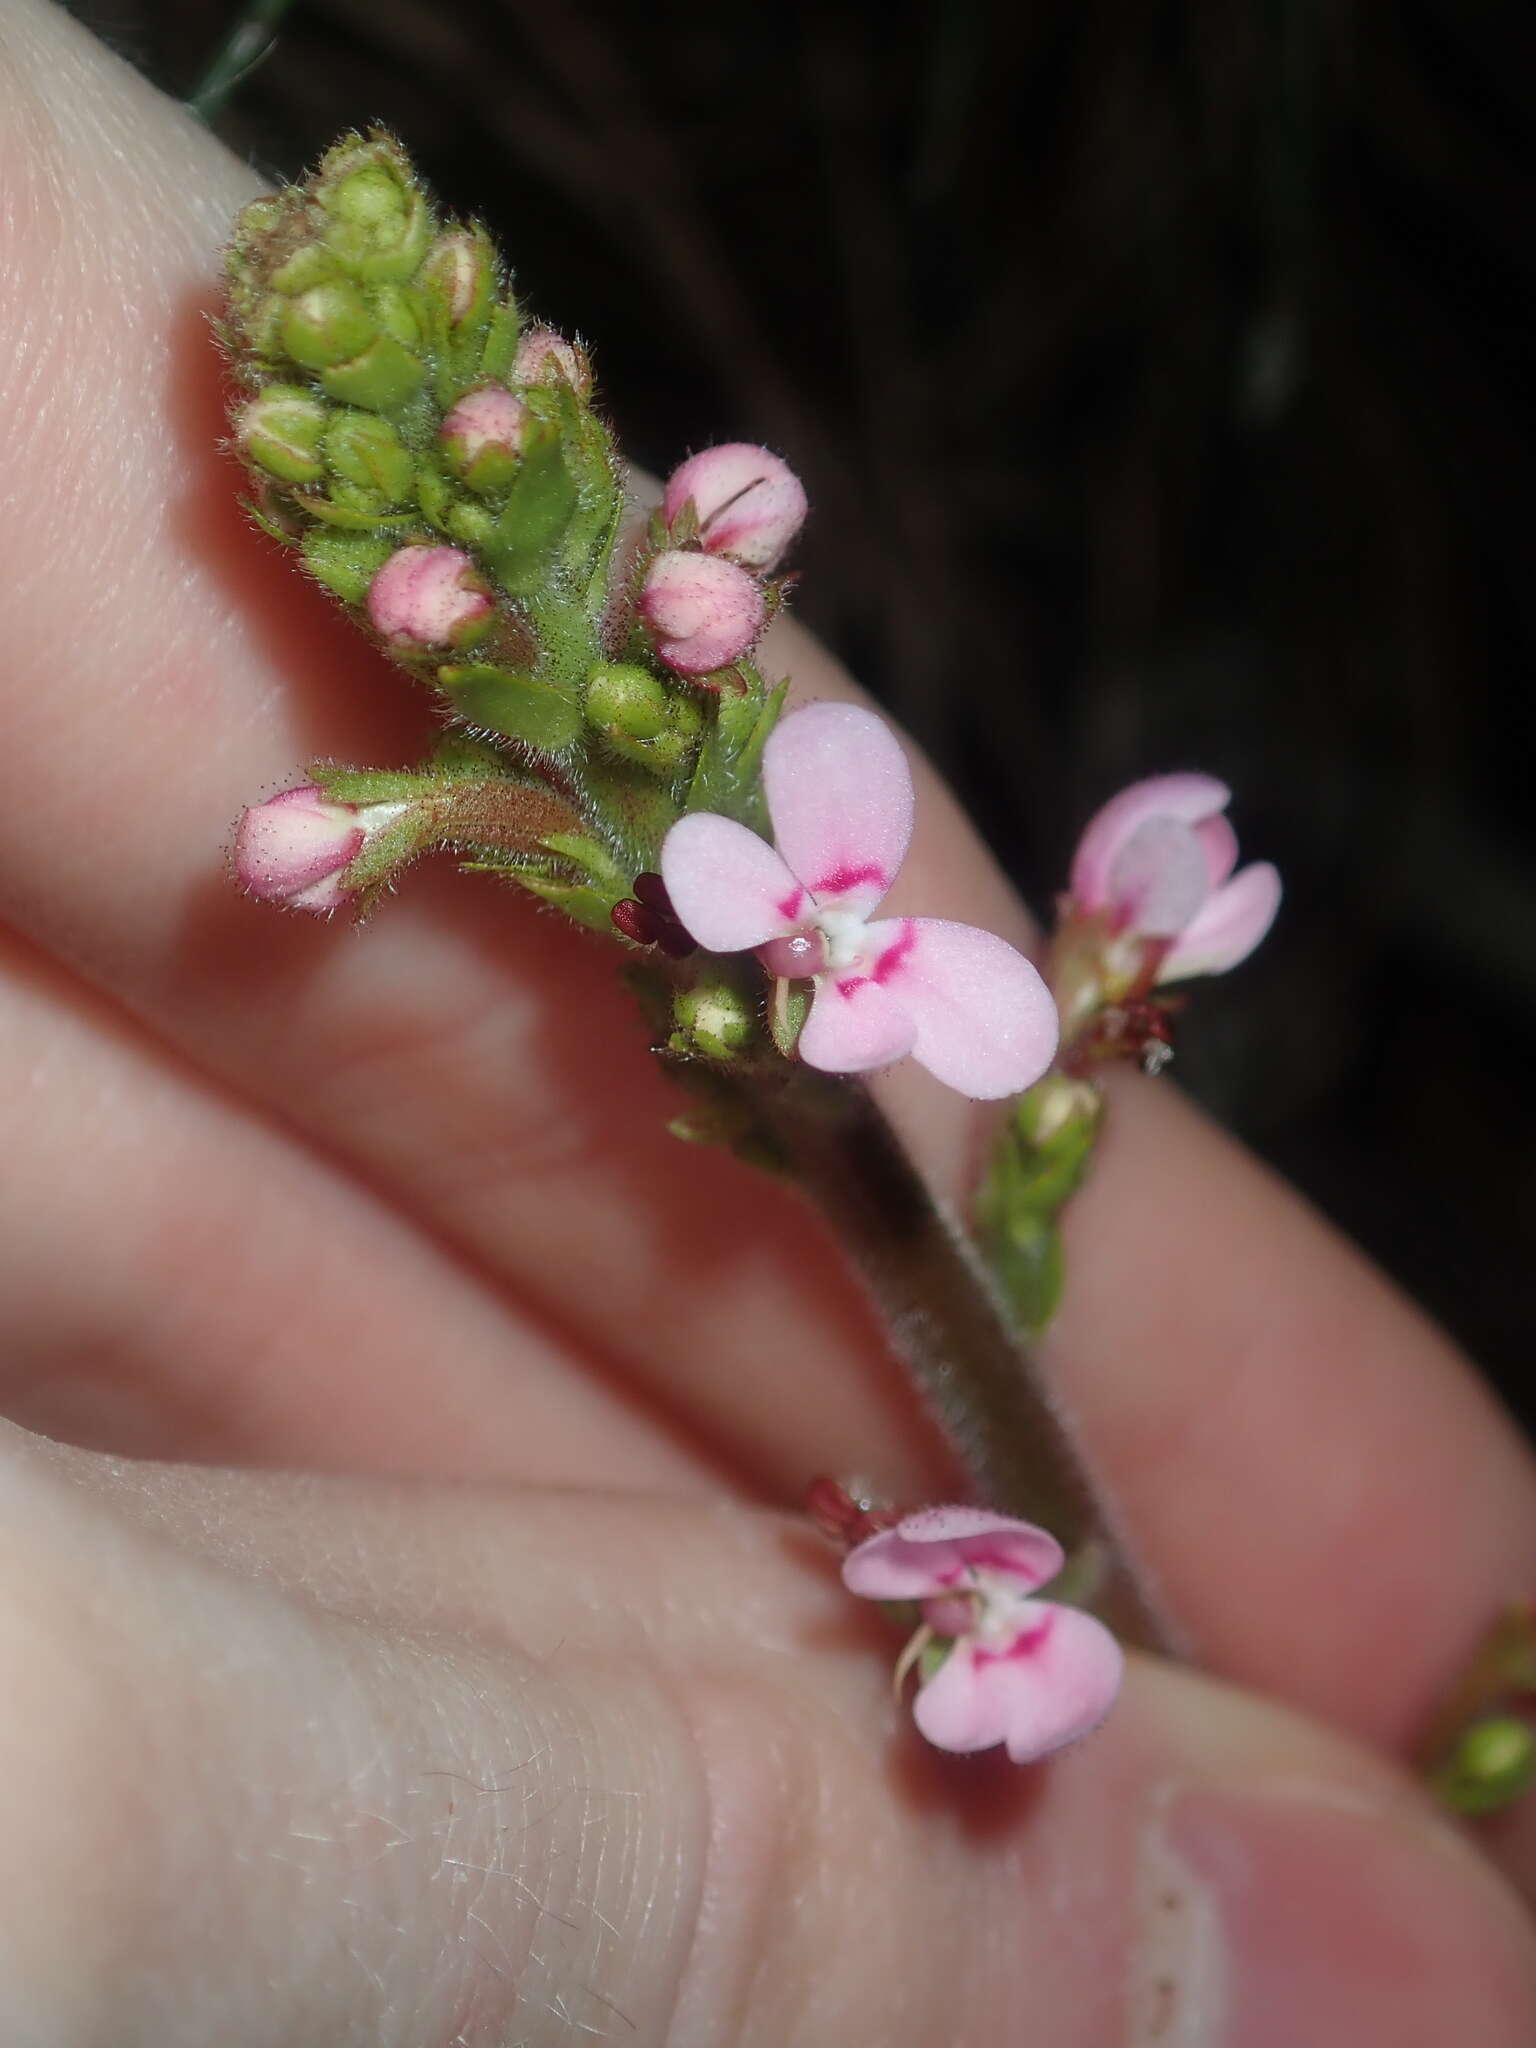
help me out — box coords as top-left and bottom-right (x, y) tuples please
(2, 5), (1536, 2040)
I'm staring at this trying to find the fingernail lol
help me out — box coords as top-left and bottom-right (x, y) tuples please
(1128, 1783), (1536, 2046)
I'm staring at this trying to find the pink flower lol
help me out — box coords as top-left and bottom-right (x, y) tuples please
(660, 702), (1058, 1098)
(1069, 773), (1281, 982)
(367, 544), (494, 650)
(663, 443), (808, 572)
(233, 785), (406, 914)
(842, 1507), (1123, 1763)
(639, 550), (767, 676)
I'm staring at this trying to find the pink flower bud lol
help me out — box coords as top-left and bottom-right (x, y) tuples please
(639, 550), (767, 676)
(366, 545), (494, 650)
(513, 326), (592, 397)
(439, 383), (529, 488)
(662, 443), (808, 571)
(234, 786), (383, 914)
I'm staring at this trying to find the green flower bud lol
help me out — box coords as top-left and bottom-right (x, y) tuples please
(268, 243), (340, 296)
(1016, 1073), (1102, 1151)
(236, 385), (328, 484)
(673, 980), (756, 1061)
(371, 283), (423, 350)
(418, 228), (496, 334)
(315, 145), (432, 284)
(586, 662), (669, 740)
(325, 411), (414, 503)
(318, 334), (426, 412)
(1434, 1715), (1536, 1817)
(584, 663), (702, 775)
(280, 281), (376, 370)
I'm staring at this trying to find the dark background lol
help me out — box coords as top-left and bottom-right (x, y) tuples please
(83, 0), (1535, 1420)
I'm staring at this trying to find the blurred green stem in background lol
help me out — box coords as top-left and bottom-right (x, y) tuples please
(187, 0), (299, 123)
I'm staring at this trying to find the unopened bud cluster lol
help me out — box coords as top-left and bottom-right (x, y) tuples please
(224, 133), (808, 993)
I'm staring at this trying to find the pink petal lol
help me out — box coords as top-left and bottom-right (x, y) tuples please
(1196, 812), (1239, 888)
(660, 813), (803, 953)
(1156, 861), (1281, 982)
(861, 918), (1059, 1100)
(1070, 773), (1230, 912)
(912, 1604), (1124, 1762)
(797, 974), (916, 1075)
(1104, 817), (1212, 936)
(762, 703), (914, 918)
(842, 1508), (1064, 1600)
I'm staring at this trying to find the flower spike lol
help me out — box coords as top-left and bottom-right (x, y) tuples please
(661, 703), (1058, 1099)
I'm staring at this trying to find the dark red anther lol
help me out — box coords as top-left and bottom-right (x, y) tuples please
(632, 871), (675, 916)
(611, 898), (662, 946)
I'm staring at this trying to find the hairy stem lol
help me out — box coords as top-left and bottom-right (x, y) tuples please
(755, 1068), (1178, 1653)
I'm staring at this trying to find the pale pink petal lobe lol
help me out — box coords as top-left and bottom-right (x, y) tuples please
(762, 703), (914, 918)
(863, 918), (1058, 1100)
(1156, 861), (1282, 982)
(1070, 772), (1230, 909)
(1104, 817), (1212, 935)
(1195, 812), (1240, 887)
(841, 1508), (1064, 1600)
(660, 813), (802, 953)
(797, 975), (916, 1075)
(913, 1605), (1124, 1762)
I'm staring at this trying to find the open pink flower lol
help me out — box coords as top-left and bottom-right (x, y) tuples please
(1069, 773), (1280, 982)
(842, 1507), (1123, 1763)
(660, 702), (1058, 1098)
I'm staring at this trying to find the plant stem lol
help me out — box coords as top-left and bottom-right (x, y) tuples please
(186, 0), (299, 124)
(753, 1066), (1179, 1653)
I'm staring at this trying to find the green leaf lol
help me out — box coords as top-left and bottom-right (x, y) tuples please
(300, 528), (396, 604)
(436, 663), (583, 752)
(510, 871), (619, 933)
(484, 426), (581, 598)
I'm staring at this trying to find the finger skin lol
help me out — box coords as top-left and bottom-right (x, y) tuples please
(1, 0), (1534, 1821)
(7, 1428), (1536, 2048)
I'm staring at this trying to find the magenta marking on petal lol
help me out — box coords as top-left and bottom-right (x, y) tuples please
(776, 887), (807, 921)
(872, 919), (918, 985)
(833, 974), (870, 998)
(810, 861), (886, 900)
(974, 1611), (1056, 1669)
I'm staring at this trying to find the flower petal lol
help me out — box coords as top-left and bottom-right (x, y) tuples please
(912, 1604), (1124, 1762)
(797, 974), (916, 1075)
(861, 918), (1058, 1100)
(1156, 861), (1282, 982)
(660, 813), (804, 952)
(1070, 772), (1230, 912)
(1196, 812), (1239, 888)
(762, 703), (914, 917)
(1105, 817), (1213, 936)
(842, 1508), (1064, 1600)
